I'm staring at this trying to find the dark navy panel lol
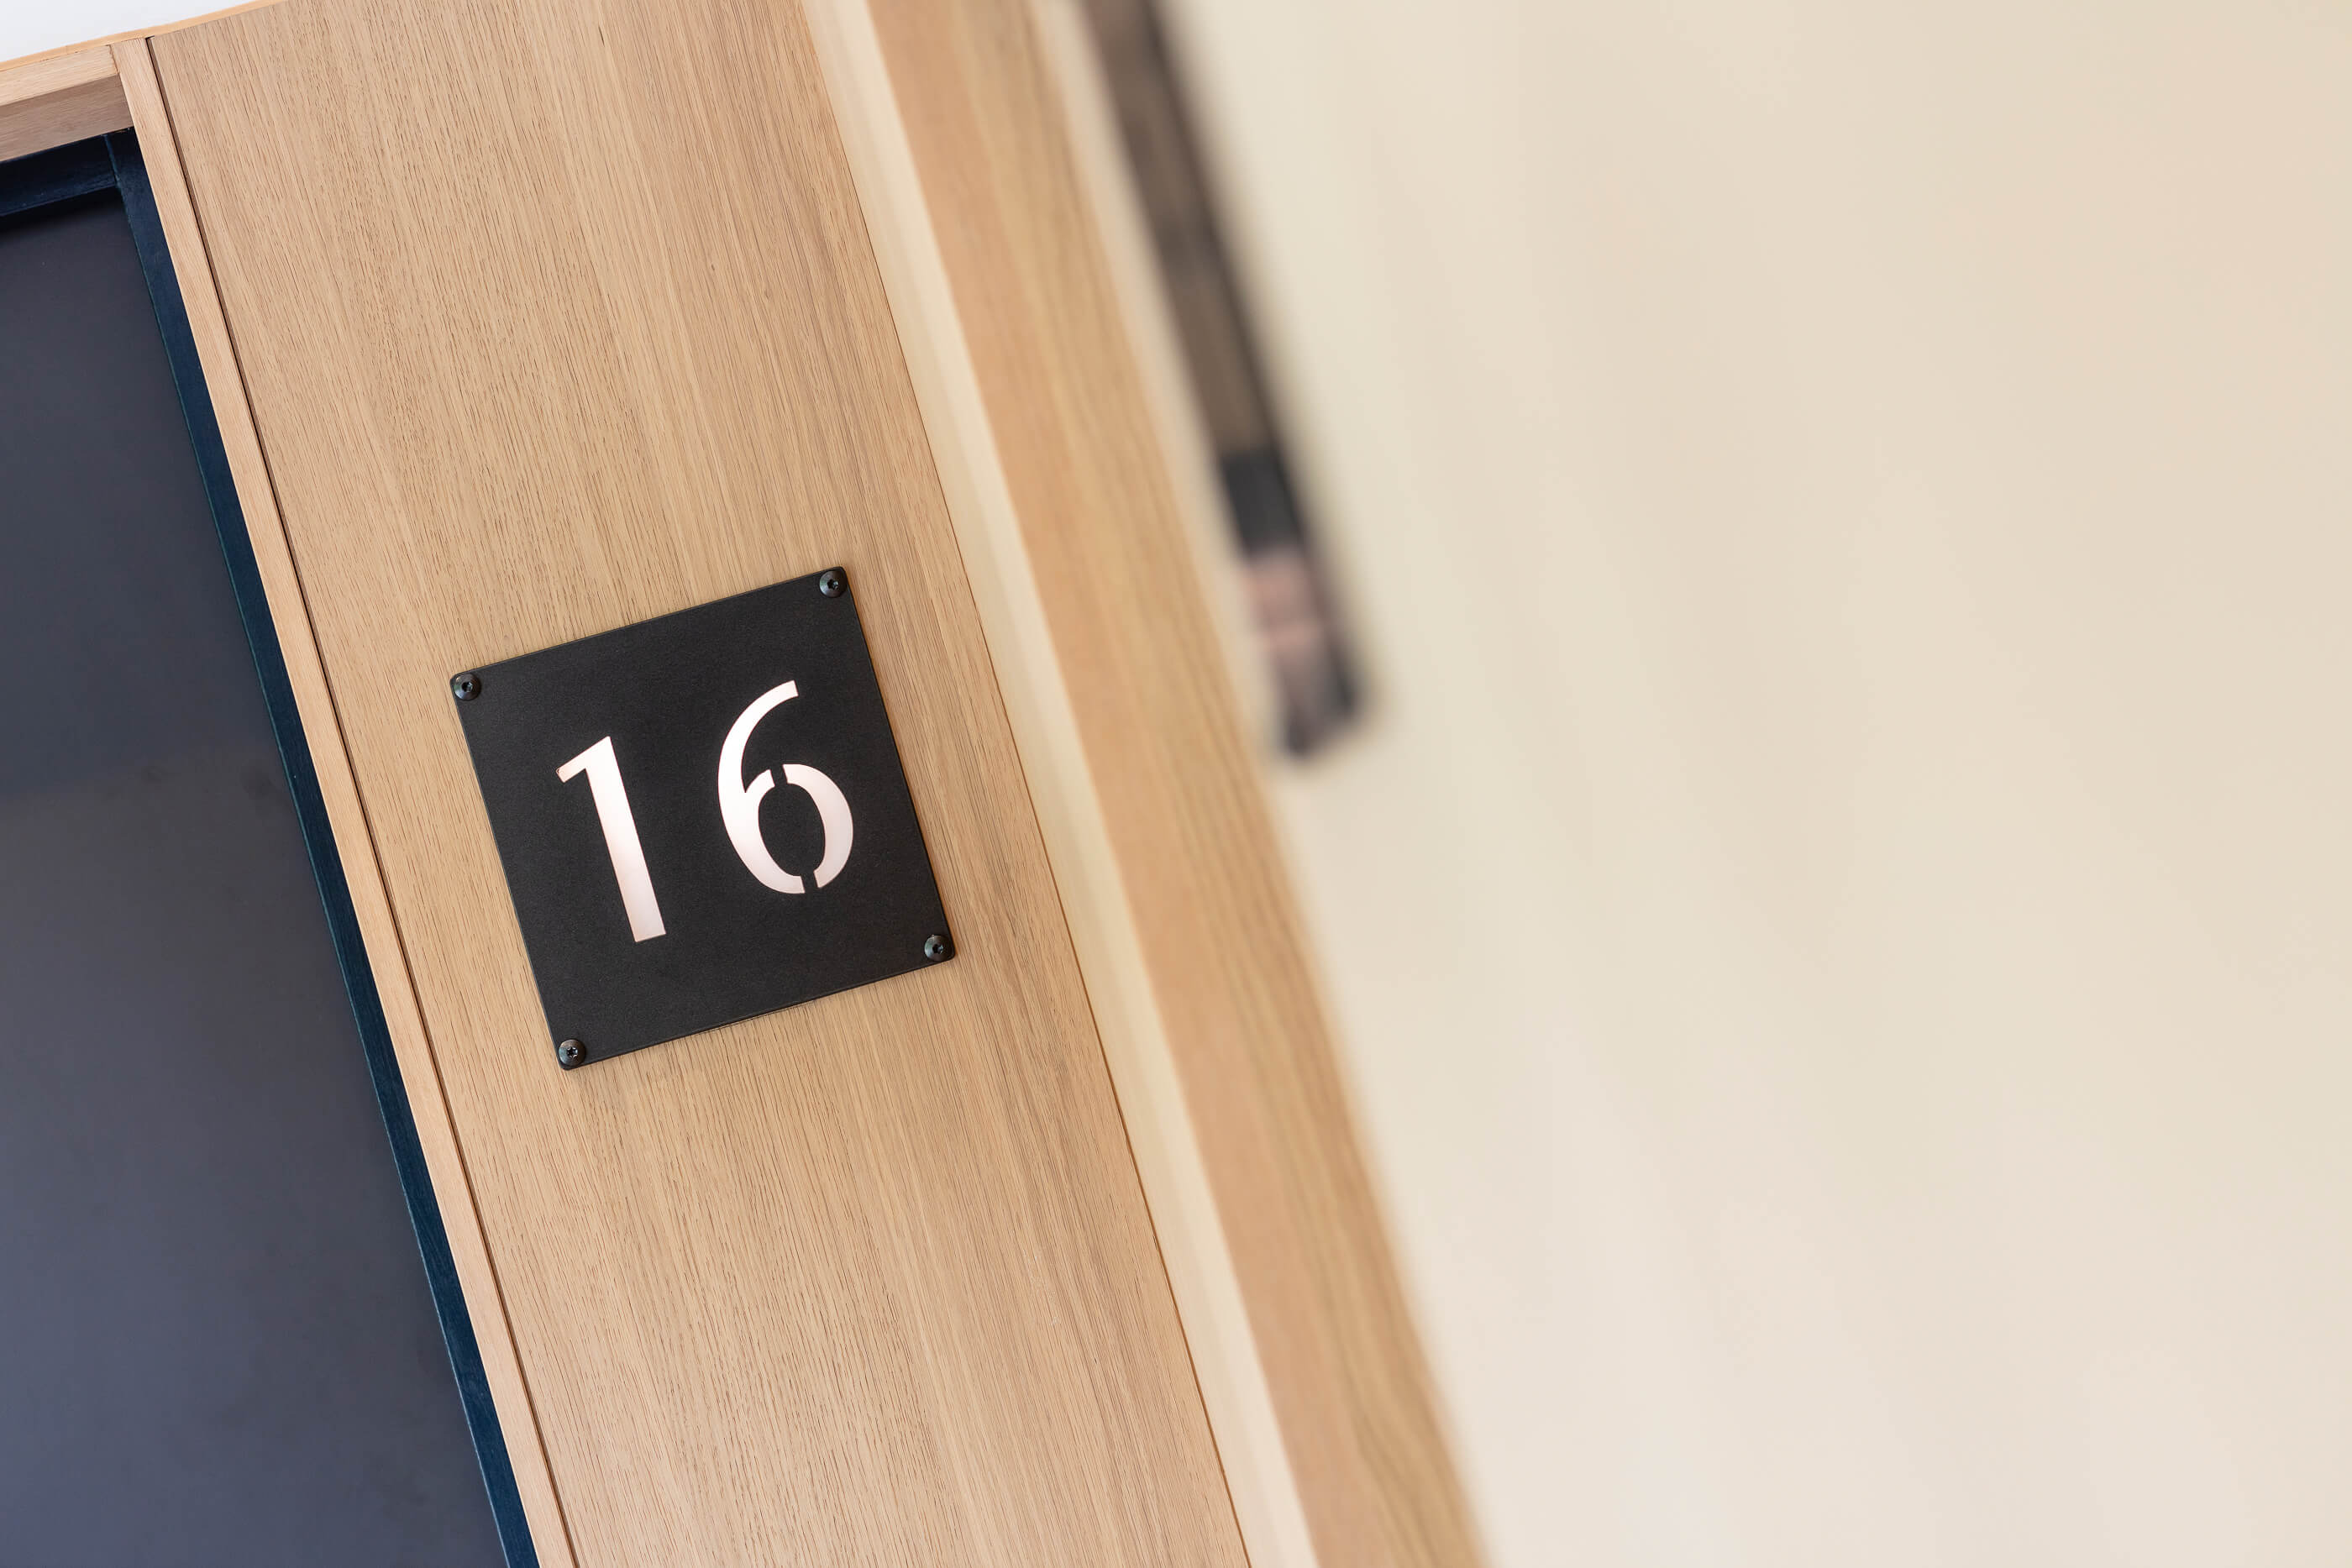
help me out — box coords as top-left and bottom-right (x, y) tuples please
(0, 152), (511, 1564)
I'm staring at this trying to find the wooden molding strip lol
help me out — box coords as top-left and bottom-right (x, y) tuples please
(0, 42), (113, 103)
(802, 6), (1317, 1567)
(0, 46), (129, 160)
(844, 2), (1487, 1565)
(109, 38), (580, 1568)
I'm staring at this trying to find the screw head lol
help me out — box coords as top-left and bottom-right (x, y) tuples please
(451, 671), (482, 702)
(922, 934), (952, 962)
(555, 1038), (586, 1068)
(816, 569), (846, 598)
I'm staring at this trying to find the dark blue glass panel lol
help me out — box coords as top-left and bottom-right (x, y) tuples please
(0, 186), (507, 1565)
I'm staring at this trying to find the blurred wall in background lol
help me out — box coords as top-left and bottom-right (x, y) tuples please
(1154, 1), (2352, 1564)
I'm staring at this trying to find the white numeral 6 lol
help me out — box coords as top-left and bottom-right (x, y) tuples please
(718, 681), (853, 894)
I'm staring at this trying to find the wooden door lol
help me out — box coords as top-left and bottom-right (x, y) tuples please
(139, 3), (1248, 1563)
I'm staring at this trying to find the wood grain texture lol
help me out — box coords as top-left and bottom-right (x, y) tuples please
(0, 43), (113, 105)
(798, 8), (1315, 1568)
(150, 3), (1248, 1565)
(113, 38), (578, 1561)
(861, 3), (1486, 1565)
(0, 47), (128, 159)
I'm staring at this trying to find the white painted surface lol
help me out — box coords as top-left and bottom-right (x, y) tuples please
(1159, 1), (2352, 1564)
(0, 2), (217, 64)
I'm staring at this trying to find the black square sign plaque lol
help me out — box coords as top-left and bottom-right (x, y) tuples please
(452, 568), (952, 1069)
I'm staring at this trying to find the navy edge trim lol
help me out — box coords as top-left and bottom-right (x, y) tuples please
(0, 135), (115, 220)
(102, 130), (543, 1568)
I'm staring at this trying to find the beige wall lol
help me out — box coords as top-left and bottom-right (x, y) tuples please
(1158, 1), (2352, 1563)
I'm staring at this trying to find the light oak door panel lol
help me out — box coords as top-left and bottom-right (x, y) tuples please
(858, 6), (1483, 1565)
(150, 3), (1248, 1564)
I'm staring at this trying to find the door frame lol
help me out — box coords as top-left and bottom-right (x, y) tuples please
(1, 17), (1483, 1568)
(0, 80), (544, 1568)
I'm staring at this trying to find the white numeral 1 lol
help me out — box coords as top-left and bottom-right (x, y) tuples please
(557, 735), (668, 941)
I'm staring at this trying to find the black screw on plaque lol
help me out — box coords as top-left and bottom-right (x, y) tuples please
(816, 569), (846, 598)
(555, 1038), (587, 1069)
(922, 934), (951, 962)
(451, 671), (482, 702)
